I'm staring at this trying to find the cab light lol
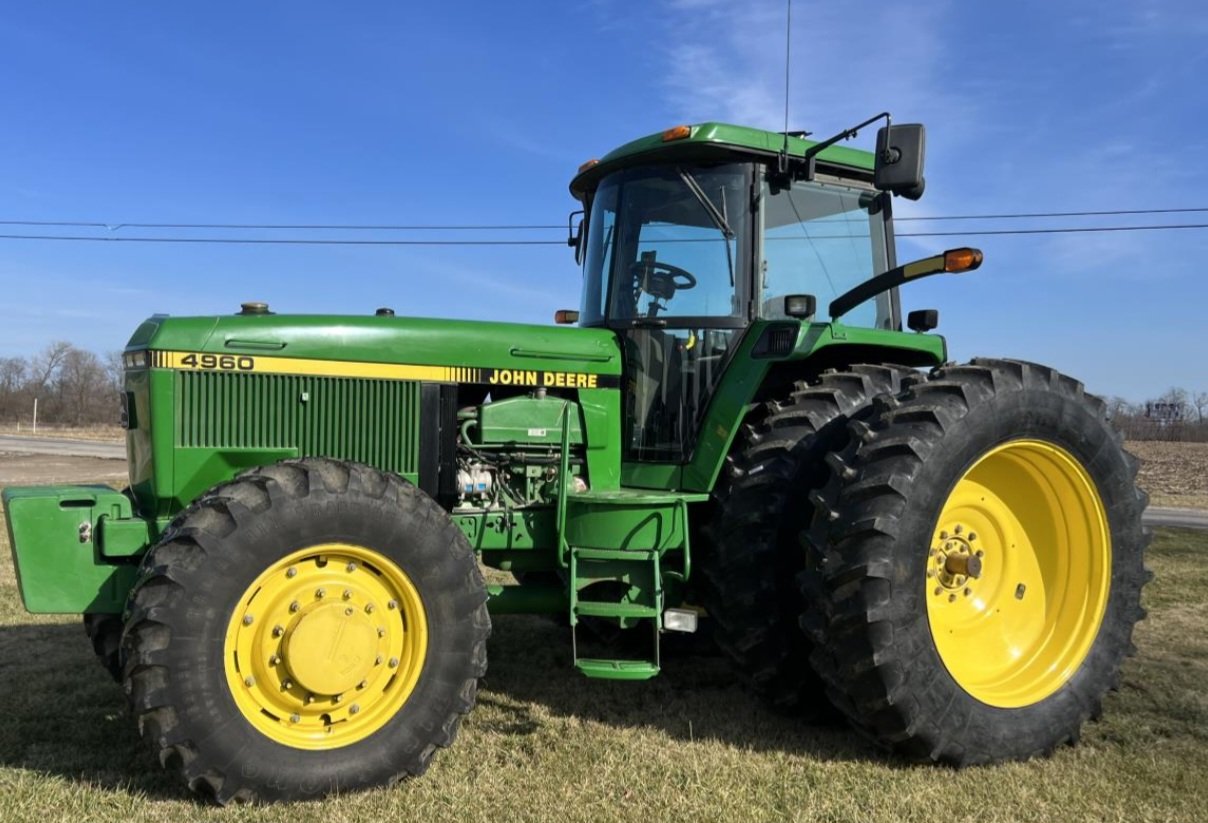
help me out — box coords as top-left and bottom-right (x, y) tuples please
(943, 247), (984, 273)
(661, 125), (692, 142)
(577, 158), (599, 174)
(554, 310), (580, 325)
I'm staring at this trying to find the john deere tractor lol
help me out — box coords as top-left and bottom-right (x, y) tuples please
(2, 116), (1148, 803)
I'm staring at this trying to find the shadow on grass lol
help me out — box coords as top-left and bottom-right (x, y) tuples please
(0, 614), (891, 801)
(0, 621), (194, 802)
(478, 614), (892, 764)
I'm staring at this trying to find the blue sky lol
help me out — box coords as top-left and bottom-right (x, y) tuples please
(1, 0), (1205, 401)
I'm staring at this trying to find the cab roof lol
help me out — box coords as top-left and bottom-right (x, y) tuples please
(569, 121), (876, 200)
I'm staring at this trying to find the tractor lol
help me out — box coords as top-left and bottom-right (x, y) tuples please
(2, 116), (1148, 803)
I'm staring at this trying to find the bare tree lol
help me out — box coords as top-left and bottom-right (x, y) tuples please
(1194, 391), (1208, 424)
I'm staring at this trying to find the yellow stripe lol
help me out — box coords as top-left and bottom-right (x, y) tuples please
(158, 350), (452, 382)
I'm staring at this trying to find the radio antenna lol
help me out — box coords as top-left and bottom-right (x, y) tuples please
(779, 0), (792, 173)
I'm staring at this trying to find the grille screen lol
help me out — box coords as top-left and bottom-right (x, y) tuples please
(176, 371), (421, 476)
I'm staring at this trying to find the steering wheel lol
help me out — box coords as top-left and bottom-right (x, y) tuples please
(629, 259), (697, 302)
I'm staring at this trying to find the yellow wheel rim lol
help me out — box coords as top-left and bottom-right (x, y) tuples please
(926, 439), (1110, 708)
(223, 543), (428, 749)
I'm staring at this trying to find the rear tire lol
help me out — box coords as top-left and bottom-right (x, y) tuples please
(802, 359), (1149, 764)
(699, 365), (913, 714)
(121, 458), (490, 803)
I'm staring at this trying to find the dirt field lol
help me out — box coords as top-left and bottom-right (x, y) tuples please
(1127, 440), (1208, 510)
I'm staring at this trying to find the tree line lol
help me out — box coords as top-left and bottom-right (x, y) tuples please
(1106, 388), (1208, 442)
(0, 342), (122, 428)
(1, 341), (1206, 441)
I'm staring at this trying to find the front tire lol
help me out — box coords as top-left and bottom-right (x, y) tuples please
(121, 458), (490, 803)
(802, 359), (1148, 764)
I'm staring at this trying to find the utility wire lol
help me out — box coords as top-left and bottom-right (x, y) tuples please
(0, 220), (563, 230)
(1, 223), (1208, 246)
(895, 206), (1208, 222)
(1, 207), (1207, 231)
(0, 234), (566, 246)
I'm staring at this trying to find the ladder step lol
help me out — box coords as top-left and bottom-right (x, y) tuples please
(574, 601), (659, 619)
(571, 547), (657, 563)
(574, 658), (661, 681)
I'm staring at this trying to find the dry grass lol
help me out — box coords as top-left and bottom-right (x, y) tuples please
(1127, 440), (1208, 510)
(2, 476), (1207, 822)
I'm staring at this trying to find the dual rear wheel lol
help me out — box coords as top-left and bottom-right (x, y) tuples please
(708, 358), (1147, 763)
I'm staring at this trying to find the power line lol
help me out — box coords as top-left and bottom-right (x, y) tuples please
(0, 220), (563, 231)
(0, 234), (566, 246)
(895, 206), (1208, 222)
(1, 223), (1207, 247)
(896, 223), (1208, 237)
(1, 207), (1206, 231)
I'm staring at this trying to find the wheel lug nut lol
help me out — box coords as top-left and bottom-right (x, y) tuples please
(933, 587), (942, 596)
(346, 562), (357, 572)
(939, 531), (949, 540)
(269, 654), (280, 666)
(286, 567), (297, 578)
(364, 603), (375, 614)
(306, 693), (315, 704)
(926, 570), (934, 578)
(377, 628), (386, 638)
(343, 589), (353, 600)
(358, 680), (367, 689)
(273, 625), (284, 637)
(282, 679), (293, 690)
(345, 607), (354, 616)
(242, 614), (254, 625)
(289, 601), (300, 613)
(387, 600), (397, 610)
(349, 704), (360, 715)
(964, 588), (972, 596)
(290, 713), (300, 723)
(315, 588), (326, 599)
(333, 694), (342, 703)
(948, 593), (957, 602)
(244, 676), (255, 687)
(954, 524), (963, 534)
(968, 532), (977, 541)
(976, 550), (984, 557)
(389, 657), (399, 668)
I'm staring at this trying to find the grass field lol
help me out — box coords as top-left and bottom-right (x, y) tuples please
(1, 477), (1205, 823)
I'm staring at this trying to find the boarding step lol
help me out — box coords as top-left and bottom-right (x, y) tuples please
(569, 545), (662, 680)
(574, 658), (660, 681)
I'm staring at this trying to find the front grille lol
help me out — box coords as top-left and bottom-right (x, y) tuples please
(176, 371), (420, 476)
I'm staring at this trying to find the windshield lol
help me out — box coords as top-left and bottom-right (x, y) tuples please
(580, 163), (752, 326)
(760, 175), (892, 328)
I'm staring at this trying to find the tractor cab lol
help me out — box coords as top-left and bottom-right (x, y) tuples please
(570, 122), (906, 464)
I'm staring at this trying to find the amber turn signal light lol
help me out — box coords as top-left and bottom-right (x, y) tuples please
(943, 247), (984, 273)
(661, 125), (691, 142)
(554, 310), (580, 325)
(577, 158), (599, 174)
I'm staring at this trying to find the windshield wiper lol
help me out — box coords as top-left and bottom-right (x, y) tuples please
(679, 169), (736, 286)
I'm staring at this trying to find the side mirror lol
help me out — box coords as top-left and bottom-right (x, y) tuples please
(874, 124), (926, 200)
(907, 309), (939, 332)
(567, 210), (585, 265)
(783, 294), (816, 319)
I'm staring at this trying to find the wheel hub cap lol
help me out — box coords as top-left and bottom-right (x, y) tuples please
(283, 603), (379, 696)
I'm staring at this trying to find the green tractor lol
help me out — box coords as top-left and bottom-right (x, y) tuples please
(3, 116), (1148, 803)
